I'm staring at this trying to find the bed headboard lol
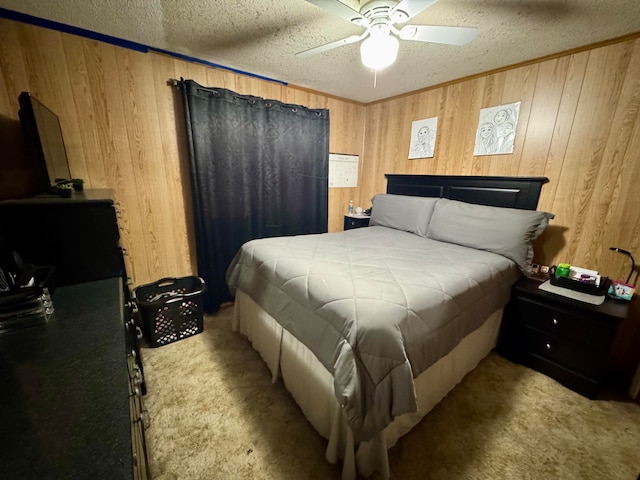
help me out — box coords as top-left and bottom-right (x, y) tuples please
(385, 174), (549, 210)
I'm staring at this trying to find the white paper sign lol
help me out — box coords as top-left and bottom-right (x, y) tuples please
(329, 153), (359, 188)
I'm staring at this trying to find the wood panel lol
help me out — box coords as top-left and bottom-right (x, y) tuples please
(0, 19), (364, 287)
(361, 36), (640, 284)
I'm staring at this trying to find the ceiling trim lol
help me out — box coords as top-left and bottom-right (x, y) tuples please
(0, 7), (288, 87)
(2, 6), (638, 107)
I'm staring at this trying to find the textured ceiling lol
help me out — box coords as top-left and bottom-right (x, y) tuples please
(2, 0), (640, 103)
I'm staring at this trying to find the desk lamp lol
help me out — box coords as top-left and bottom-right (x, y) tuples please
(609, 247), (635, 284)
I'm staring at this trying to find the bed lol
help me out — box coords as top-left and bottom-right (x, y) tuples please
(226, 174), (551, 479)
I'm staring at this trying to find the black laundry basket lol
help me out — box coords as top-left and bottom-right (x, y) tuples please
(133, 276), (205, 347)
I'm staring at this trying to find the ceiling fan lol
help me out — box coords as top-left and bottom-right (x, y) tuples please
(297, 0), (478, 70)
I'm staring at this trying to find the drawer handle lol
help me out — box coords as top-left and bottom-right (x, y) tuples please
(545, 342), (551, 350)
(552, 318), (558, 326)
(350, 220), (356, 226)
(133, 365), (143, 385)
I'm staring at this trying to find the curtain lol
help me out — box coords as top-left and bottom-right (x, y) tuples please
(180, 79), (329, 312)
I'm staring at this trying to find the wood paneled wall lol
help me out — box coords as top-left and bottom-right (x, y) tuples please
(0, 19), (365, 287)
(1, 17), (639, 288)
(360, 36), (640, 284)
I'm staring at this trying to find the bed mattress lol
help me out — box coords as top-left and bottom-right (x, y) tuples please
(226, 226), (520, 441)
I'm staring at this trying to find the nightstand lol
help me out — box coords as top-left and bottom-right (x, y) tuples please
(498, 277), (629, 398)
(344, 214), (370, 230)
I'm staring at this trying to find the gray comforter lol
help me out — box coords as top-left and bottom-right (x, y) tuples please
(226, 226), (520, 442)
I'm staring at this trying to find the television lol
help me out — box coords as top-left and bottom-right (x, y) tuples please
(18, 92), (72, 193)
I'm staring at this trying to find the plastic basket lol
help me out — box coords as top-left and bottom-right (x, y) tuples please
(133, 276), (205, 347)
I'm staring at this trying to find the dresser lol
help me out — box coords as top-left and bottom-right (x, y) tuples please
(0, 189), (125, 287)
(498, 277), (629, 398)
(0, 190), (149, 478)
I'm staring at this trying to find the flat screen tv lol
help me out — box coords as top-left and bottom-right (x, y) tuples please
(18, 92), (72, 193)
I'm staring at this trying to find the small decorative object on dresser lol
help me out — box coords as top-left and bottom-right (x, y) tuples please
(499, 276), (629, 399)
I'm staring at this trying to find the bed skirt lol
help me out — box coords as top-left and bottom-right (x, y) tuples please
(232, 290), (503, 480)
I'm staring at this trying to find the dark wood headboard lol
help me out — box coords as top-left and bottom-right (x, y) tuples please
(385, 174), (549, 210)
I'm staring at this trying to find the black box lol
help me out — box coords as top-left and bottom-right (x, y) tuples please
(550, 274), (610, 296)
(133, 276), (205, 347)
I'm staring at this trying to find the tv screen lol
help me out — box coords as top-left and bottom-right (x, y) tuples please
(18, 92), (71, 191)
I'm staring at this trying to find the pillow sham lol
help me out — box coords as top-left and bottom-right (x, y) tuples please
(369, 194), (439, 237)
(426, 198), (554, 273)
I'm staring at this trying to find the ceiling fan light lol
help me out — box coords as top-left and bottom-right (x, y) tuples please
(360, 34), (399, 71)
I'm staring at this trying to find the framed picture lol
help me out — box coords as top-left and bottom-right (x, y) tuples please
(408, 117), (438, 159)
(473, 101), (521, 156)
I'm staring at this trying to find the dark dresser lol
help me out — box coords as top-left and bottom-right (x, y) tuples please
(499, 277), (629, 398)
(0, 190), (148, 479)
(0, 279), (149, 479)
(0, 189), (124, 287)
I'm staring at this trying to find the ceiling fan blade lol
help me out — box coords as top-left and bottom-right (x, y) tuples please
(399, 25), (478, 45)
(296, 33), (368, 58)
(390, 0), (439, 23)
(304, 0), (370, 27)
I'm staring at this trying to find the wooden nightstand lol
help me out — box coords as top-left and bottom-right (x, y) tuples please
(498, 277), (629, 398)
(344, 214), (370, 230)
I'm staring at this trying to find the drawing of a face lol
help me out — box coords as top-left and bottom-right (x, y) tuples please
(494, 109), (508, 124)
(500, 122), (514, 135)
(418, 126), (430, 142)
(480, 122), (494, 139)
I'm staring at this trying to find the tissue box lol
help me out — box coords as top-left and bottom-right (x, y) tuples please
(608, 281), (635, 301)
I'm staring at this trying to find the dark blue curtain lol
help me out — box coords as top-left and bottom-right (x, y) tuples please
(180, 79), (329, 312)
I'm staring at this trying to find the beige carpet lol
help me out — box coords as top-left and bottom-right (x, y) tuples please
(142, 305), (640, 480)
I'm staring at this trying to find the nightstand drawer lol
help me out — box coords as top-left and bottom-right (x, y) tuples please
(521, 324), (608, 378)
(512, 297), (617, 351)
(523, 352), (600, 398)
(344, 215), (370, 230)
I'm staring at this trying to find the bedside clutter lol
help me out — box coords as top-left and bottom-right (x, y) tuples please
(498, 276), (629, 399)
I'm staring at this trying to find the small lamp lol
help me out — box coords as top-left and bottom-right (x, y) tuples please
(609, 247), (635, 284)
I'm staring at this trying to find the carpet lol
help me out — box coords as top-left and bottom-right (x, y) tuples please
(142, 305), (640, 479)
